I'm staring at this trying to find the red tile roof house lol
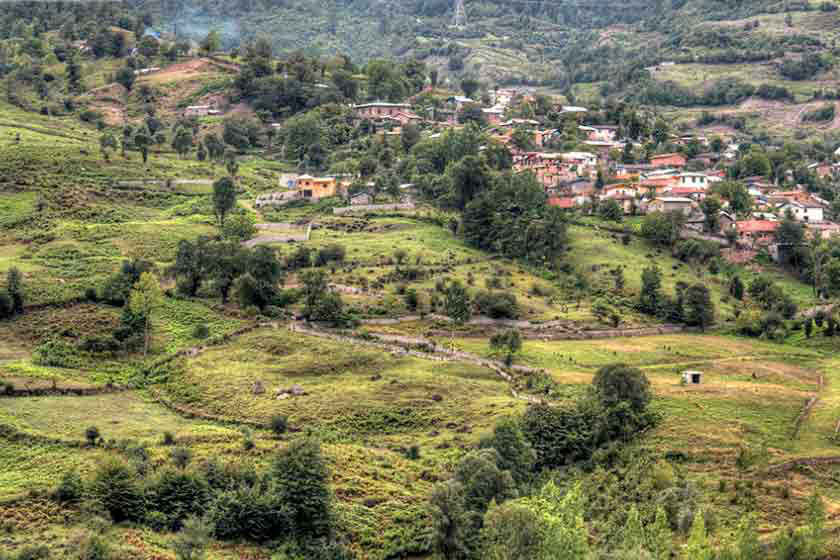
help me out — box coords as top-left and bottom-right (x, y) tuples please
(650, 153), (687, 169)
(735, 220), (778, 248)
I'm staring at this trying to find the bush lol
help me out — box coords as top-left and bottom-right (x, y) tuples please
(287, 246), (312, 269)
(315, 244), (346, 266)
(76, 535), (112, 560)
(14, 547), (50, 560)
(802, 103), (835, 123)
(79, 109), (103, 123)
(85, 426), (101, 446)
(33, 339), (81, 368)
(522, 404), (596, 469)
(55, 470), (84, 503)
(91, 459), (146, 523)
(474, 290), (519, 319)
(171, 447), (192, 469)
(173, 515), (213, 560)
(269, 414), (288, 436)
(146, 469), (210, 530)
(162, 431), (176, 446)
(191, 324), (209, 339)
(209, 485), (288, 541)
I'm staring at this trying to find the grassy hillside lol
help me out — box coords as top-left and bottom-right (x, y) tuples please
(0, 39), (839, 558)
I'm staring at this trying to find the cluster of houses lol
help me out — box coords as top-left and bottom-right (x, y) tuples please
(252, 91), (840, 251)
(537, 150), (839, 250)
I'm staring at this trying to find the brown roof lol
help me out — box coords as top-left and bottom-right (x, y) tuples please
(548, 197), (575, 209)
(736, 220), (778, 234)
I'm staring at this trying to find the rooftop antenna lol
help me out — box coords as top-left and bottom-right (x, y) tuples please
(453, 0), (467, 28)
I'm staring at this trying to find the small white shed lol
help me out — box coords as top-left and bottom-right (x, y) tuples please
(682, 371), (703, 385)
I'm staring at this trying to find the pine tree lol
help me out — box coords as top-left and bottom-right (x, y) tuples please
(66, 55), (82, 93)
(622, 505), (646, 555)
(683, 512), (712, 560)
(734, 514), (760, 560)
(806, 492), (825, 558)
(647, 506), (672, 560)
(6, 267), (23, 315)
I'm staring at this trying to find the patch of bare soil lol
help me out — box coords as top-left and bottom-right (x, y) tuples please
(138, 58), (224, 83)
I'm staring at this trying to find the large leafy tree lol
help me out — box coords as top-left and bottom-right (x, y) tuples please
(212, 177), (236, 227)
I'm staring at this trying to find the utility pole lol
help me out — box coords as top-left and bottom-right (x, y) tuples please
(453, 0), (467, 28)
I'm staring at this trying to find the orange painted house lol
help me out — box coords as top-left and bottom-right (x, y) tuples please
(296, 175), (339, 199)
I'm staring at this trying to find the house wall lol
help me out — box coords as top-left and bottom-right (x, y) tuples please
(787, 205), (824, 223)
(297, 178), (338, 199)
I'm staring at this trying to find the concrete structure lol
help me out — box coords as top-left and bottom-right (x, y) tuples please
(297, 175), (339, 200)
(183, 105), (221, 117)
(779, 200), (824, 223)
(682, 371), (703, 385)
(350, 193), (373, 205)
(678, 172), (708, 189)
(648, 197), (694, 215)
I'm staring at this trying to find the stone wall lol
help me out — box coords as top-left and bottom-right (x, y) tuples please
(333, 203), (415, 215)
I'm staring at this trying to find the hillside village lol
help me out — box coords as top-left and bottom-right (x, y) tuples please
(5, 2), (840, 560)
(248, 87), (840, 268)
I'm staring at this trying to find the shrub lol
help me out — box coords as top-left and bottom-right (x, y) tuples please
(192, 324), (209, 339)
(146, 469), (210, 530)
(287, 246), (312, 269)
(79, 109), (103, 123)
(406, 445), (421, 460)
(14, 547), (50, 560)
(521, 404), (595, 469)
(85, 426), (101, 446)
(90, 459), (146, 523)
(269, 414), (288, 436)
(403, 288), (419, 311)
(209, 485), (288, 541)
(76, 535), (112, 560)
(162, 432), (176, 446)
(173, 515), (213, 560)
(171, 447), (192, 469)
(315, 244), (346, 266)
(474, 290), (519, 319)
(55, 470), (84, 503)
(33, 339), (81, 368)
(802, 104), (835, 123)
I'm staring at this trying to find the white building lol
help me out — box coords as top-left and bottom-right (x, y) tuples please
(679, 173), (708, 189)
(780, 201), (824, 223)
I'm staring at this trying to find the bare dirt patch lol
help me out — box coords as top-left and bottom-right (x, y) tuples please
(138, 58), (233, 85)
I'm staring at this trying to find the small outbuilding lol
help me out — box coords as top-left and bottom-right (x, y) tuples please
(682, 370), (703, 385)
